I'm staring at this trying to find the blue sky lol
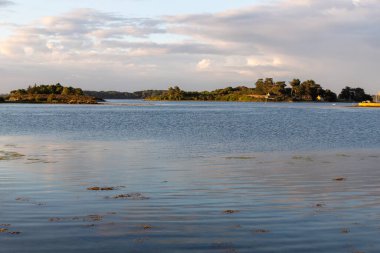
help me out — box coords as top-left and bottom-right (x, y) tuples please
(3, 0), (263, 24)
(0, 0), (379, 93)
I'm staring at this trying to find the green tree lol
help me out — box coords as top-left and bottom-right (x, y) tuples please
(47, 94), (54, 103)
(255, 79), (265, 95)
(338, 86), (372, 102)
(272, 81), (286, 96)
(323, 89), (337, 102)
(34, 94), (41, 103)
(74, 88), (84, 96)
(300, 80), (322, 101)
(61, 87), (70, 96)
(163, 86), (184, 100)
(289, 79), (301, 98)
(255, 78), (275, 95)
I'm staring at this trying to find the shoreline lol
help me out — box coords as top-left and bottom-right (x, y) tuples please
(0, 99), (360, 105)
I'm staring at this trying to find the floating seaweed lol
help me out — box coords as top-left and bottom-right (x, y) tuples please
(87, 186), (126, 191)
(333, 177), (346, 181)
(254, 229), (271, 234)
(225, 156), (255, 160)
(87, 187), (116, 191)
(292, 155), (313, 162)
(0, 151), (25, 161)
(49, 214), (104, 223)
(223, 210), (240, 214)
(111, 193), (149, 200)
(315, 203), (325, 208)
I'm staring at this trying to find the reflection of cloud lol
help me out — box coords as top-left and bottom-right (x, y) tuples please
(0, 0), (380, 92)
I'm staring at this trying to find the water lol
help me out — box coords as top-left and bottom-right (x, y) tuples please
(1, 101), (380, 252)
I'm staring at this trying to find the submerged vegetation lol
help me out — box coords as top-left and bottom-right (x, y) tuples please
(5, 83), (101, 104)
(0, 150), (25, 161)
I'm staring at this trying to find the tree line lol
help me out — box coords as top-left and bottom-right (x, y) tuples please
(148, 78), (373, 102)
(4, 83), (98, 104)
(1, 80), (373, 103)
(84, 90), (166, 99)
(10, 83), (84, 96)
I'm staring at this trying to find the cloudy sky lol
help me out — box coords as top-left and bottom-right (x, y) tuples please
(0, 0), (379, 93)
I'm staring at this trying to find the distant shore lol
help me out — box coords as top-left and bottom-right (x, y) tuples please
(1, 94), (103, 104)
(2, 84), (103, 104)
(1, 79), (375, 104)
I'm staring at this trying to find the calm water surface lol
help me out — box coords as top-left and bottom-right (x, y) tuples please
(1, 101), (380, 253)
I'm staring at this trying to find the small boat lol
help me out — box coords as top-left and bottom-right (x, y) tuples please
(358, 101), (380, 107)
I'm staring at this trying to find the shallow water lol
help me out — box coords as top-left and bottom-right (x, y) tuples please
(1, 102), (380, 252)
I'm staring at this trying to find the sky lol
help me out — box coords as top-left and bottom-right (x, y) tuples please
(0, 0), (379, 93)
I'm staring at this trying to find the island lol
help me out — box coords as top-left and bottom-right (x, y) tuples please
(0, 78), (374, 104)
(85, 78), (373, 103)
(3, 84), (103, 104)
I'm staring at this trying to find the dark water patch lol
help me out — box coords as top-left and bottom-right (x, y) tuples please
(225, 156), (255, 160)
(134, 237), (150, 244)
(15, 197), (46, 206)
(211, 242), (239, 253)
(292, 155), (313, 162)
(87, 186), (119, 191)
(336, 153), (351, 157)
(140, 224), (153, 230)
(254, 229), (271, 234)
(223, 210), (240, 214)
(0, 224), (21, 235)
(49, 214), (104, 223)
(4, 144), (18, 148)
(315, 203), (326, 208)
(15, 197), (30, 202)
(25, 157), (57, 164)
(8, 231), (21, 235)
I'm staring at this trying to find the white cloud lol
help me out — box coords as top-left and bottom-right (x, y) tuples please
(197, 58), (211, 70)
(23, 47), (34, 56)
(0, 0), (380, 93)
(246, 56), (282, 67)
(352, 0), (379, 7)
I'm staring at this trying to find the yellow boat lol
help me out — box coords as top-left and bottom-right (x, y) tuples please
(358, 101), (380, 107)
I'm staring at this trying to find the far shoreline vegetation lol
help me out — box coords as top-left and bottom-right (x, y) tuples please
(0, 78), (374, 104)
(85, 78), (373, 103)
(0, 83), (101, 104)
